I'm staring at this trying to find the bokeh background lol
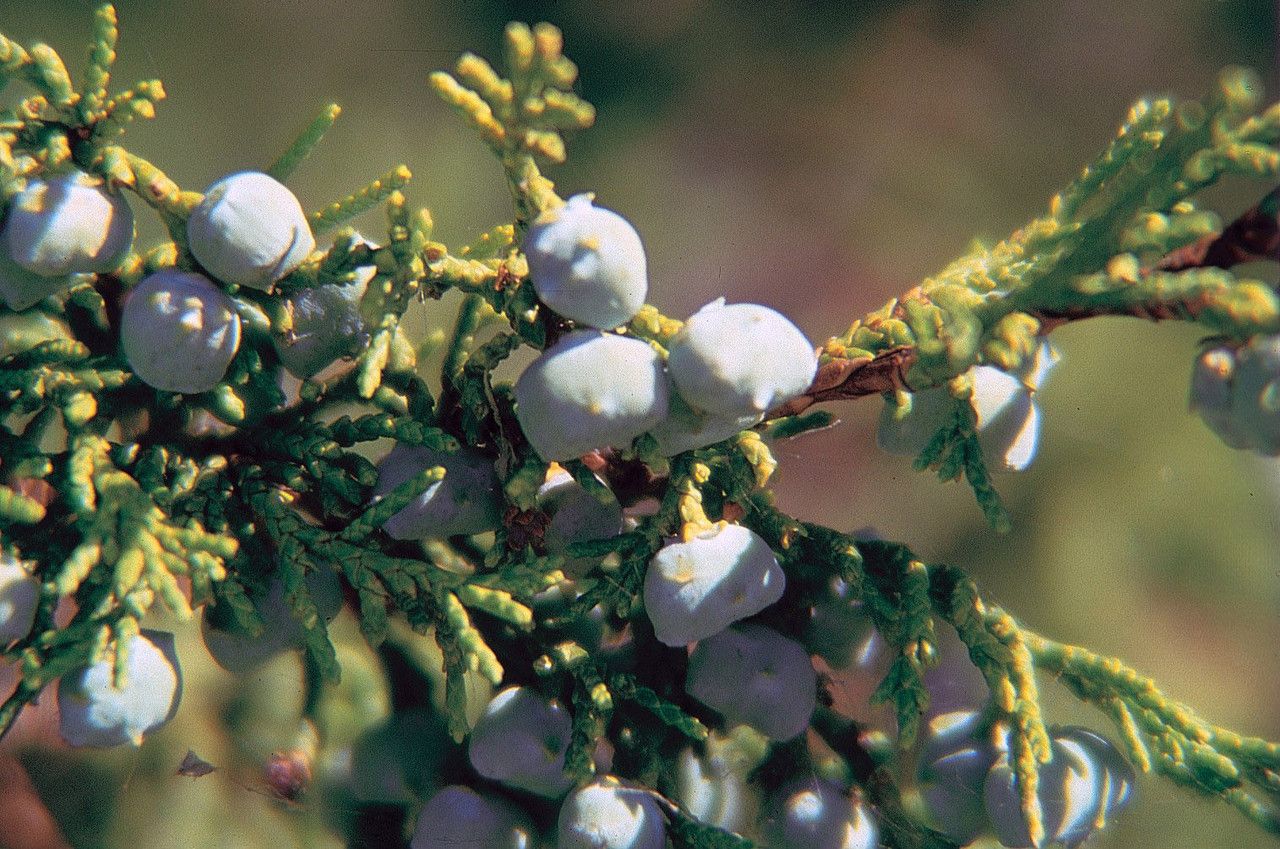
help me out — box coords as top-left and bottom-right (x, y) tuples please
(0, 0), (1277, 847)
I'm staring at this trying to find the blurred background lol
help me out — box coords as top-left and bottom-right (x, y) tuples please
(0, 0), (1276, 847)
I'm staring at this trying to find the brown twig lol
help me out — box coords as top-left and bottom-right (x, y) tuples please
(1032, 298), (1203, 333)
(1155, 185), (1280, 272)
(768, 346), (917, 419)
(774, 186), (1280, 419)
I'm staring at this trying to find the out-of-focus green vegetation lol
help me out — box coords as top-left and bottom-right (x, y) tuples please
(0, 1), (1275, 847)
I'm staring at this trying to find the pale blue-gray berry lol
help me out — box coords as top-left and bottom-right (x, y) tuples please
(1187, 337), (1280, 455)
(667, 299), (818, 418)
(1053, 726), (1137, 838)
(187, 171), (315, 290)
(120, 269), (241, 393)
(411, 785), (536, 849)
(525, 193), (647, 330)
(685, 623), (816, 741)
(761, 778), (879, 849)
(1189, 345), (1248, 449)
(0, 169), (132, 310)
(373, 444), (502, 540)
(983, 736), (1100, 849)
(970, 366), (1041, 472)
(557, 777), (667, 849)
(201, 567), (343, 673)
(4, 169), (134, 277)
(539, 469), (624, 556)
(275, 275), (372, 378)
(468, 685), (574, 798)
(274, 236), (375, 377)
(878, 343), (1058, 472)
(916, 711), (1000, 845)
(1226, 334), (1280, 454)
(646, 391), (762, 456)
(514, 330), (669, 461)
(643, 523), (785, 646)
(57, 629), (182, 747)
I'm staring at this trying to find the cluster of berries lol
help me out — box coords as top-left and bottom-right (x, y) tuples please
(0, 166), (371, 395)
(513, 194), (819, 462)
(878, 341), (1059, 472)
(2, 540), (1131, 845)
(917, 710), (1136, 848)
(357, 194), (1140, 848)
(122, 170), (317, 393)
(407, 685), (877, 849)
(360, 196), (874, 846)
(1190, 335), (1280, 454)
(0, 538), (345, 750)
(0, 163), (1135, 846)
(0, 553), (180, 747)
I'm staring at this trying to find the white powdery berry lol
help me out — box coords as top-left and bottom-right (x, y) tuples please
(514, 330), (669, 461)
(916, 710), (1000, 845)
(1227, 334), (1280, 455)
(1190, 345), (1248, 449)
(557, 777), (667, 849)
(372, 444), (502, 540)
(411, 785), (536, 849)
(761, 778), (879, 849)
(187, 171), (315, 290)
(878, 342), (1059, 472)
(468, 685), (574, 798)
(201, 567), (343, 673)
(120, 269), (242, 393)
(525, 193), (647, 330)
(1048, 736), (1110, 848)
(647, 392), (762, 457)
(58, 629), (182, 747)
(685, 624), (816, 741)
(0, 555), (39, 643)
(970, 366), (1041, 472)
(4, 169), (134, 277)
(643, 523), (785, 646)
(539, 469), (624, 555)
(983, 736), (1101, 849)
(802, 577), (878, 670)
(1054, 727), (1137, 836)
(274, 261), (373, 378)
(666, 299), (818, 418)
(0, 249), (92, 311)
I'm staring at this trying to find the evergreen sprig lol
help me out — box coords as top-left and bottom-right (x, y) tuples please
(0, 7), (1277, 848)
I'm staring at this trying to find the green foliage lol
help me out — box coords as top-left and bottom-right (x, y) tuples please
(913, 398), (1012, 533)
(667, 808), (756, 849)
(0, 6), (1277, 848)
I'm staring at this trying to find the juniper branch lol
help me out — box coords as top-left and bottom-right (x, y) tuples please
(776, 183), (1279, 419)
